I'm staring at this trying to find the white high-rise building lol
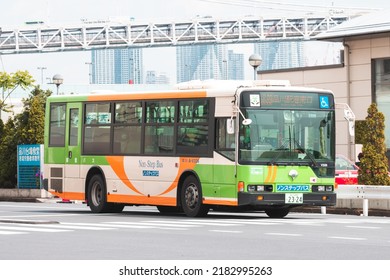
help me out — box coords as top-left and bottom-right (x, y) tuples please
(91, 48), (143, 84)
(255, 41), (304, 71)
(176, 44), (228, 83)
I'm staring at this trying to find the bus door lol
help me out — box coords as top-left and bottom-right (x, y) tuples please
(64, 103), (82, 179)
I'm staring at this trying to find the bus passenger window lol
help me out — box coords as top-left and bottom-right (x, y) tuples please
(83, 103), (112, 154)
(49, 104), (66, 146)
(144, 126), (174, 155)
(113, 126), (142, 154)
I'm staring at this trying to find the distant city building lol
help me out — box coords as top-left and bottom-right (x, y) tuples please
(254, 41), (342, 71)
(227, 50), (244, 80)
(91, 48), (143, 84)
(255, 41), (304, 71)
(145, 71), (170, 84)
(176, 44), (228, 83)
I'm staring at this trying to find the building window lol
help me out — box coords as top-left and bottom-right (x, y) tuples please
(373, 58), (390, 148)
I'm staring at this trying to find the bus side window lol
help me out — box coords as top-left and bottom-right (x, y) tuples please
(49, 103), (66, 147)
(216, 118), (235, 161)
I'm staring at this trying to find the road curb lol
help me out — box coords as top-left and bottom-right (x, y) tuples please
(292, 206), (390, 217)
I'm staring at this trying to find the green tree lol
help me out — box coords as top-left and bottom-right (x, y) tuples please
(0, 118), (18, 188)
(0, 70), (35, 118)
(17, 86), (51, 144)
(358, 103), (390, 185)
(0, 86), (51, 188)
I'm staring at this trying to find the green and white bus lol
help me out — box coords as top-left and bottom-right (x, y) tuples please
(43, 80), (337, 218)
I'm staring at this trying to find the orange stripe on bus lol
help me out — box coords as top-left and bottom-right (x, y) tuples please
(106, 156), (144, 195)
(265, 165), (277, 183)
(158, 157), (200, 196)
(49, 191), (85, 201)
(87, 91), (207, 101)
(203, 199), (238, 206)
(107, 193), (176, 206)
(265, 165), (273, 183)
(270, 166), (278, 182)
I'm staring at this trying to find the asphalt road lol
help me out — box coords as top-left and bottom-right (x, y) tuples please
(0, 200), (390, 260)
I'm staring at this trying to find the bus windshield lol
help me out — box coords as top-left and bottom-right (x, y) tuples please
(239, 108), (335, 174)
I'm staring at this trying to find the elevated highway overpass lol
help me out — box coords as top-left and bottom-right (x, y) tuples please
(0, 15), (351, 55)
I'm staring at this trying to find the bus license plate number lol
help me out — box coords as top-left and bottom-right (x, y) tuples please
(285, 193), (303, 204)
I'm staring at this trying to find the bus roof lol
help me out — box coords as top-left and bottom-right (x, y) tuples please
(47, 80), (333, 102)
(174, 79), (291, 89)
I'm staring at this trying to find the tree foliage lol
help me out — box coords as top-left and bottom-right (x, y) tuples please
(0, 84), (50, 188)
(358, 103), (390, 185)
(17, 86), (51, 144)
(0, 118), (18, 187)
(0, 70), (35, 116)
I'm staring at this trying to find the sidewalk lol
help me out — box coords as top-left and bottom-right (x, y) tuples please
(292, 206), (390, 217)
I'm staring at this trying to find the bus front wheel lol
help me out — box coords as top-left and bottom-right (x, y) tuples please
(180, 176), (209, 217)
(265, 208), (290, 218)
(87, 174), (125, 213)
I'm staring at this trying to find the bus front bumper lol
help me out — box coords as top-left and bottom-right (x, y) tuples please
(238, 192), (336, 207)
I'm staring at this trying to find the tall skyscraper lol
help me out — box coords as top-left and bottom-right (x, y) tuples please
(227, 50), (244, 80)
(91, 48), (143, 84)
(254, 41), (304, 71)
(176, 44), (228, 83)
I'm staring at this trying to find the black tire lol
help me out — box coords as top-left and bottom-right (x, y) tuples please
(265, 208), (290, 218)
(87, 174), (111, 213)
(180, 175), (209, 217)
(108, 203), (125, 213)
(156, 206), (182, 214)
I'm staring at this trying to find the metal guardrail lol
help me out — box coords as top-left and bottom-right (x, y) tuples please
(334, 185), (390, 216)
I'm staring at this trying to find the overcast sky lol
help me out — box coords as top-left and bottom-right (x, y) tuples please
(1, 0), (390, 85)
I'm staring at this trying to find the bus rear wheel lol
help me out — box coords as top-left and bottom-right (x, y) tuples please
(87, 174), (124, 213)
(180, 175), (209, 217)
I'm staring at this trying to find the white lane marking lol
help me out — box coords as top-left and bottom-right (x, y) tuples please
(154, 227), (189, 231)
(0, 230), (27, 235)
(328, 236), (367, 241)
(34, 224), (116, 231)
(0, 214), (82, 219)
(209, 230), (243, 234)
(212, 219), (284, 226)
(63, 222), (188, 230)
(146, 220), (240, 227)
(107, 221), (199, 228)
(264, 233), (303, 237)
(0, 225), (72, 233)
(346, 226), (381, 229)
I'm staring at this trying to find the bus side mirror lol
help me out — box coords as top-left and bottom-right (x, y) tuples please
(336, 103), (355, 137)
(227, 119), (235, 134)
(343, 107), (355, 137)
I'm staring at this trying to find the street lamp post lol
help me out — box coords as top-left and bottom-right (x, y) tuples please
(37, 67), (47, 85)
(248, 54), (263, 80)
(52, 74), (64, 95)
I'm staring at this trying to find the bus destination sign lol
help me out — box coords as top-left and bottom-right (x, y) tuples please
(242, 91), (334, 109)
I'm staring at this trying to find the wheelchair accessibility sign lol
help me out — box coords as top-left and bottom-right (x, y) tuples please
(319, 96), (330, 109)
